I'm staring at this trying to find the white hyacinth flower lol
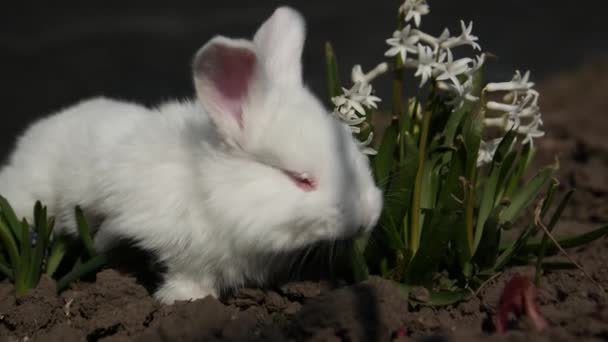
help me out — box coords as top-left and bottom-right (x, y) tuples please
(438, 75), (479, 108)
(399, 0), (429, 27)
(351, 62), (389, 86)
(441, 21), (481, 51)
(332, 76), (383, 155)
(518, 114), (545, 147)
(485, 70), (534, 92)
(433, 55), (474, 90)
(413, 44), (436, 87)
(483, 70), (545, 146)
(385, 25), (420, 62)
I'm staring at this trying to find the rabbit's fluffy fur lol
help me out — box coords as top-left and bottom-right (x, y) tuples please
(0, 7), (382, 303)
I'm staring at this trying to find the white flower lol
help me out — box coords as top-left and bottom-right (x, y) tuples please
(482, 70), (545, 147)
(385, 25), (420, 62)
(399, 0), (429, 27)
(438, 75), (479, 108)
(413, 44), (435, 87)
(477, 137), (505, 167)
(332, 81), (382, 155)
(433, 55), (473, 90)
(351, 62), (388, 86)
(518, 113), (545, 147)
(471, 53), (486, 73)
(485, 70), (534, 92)
(441, 21), (480, 51)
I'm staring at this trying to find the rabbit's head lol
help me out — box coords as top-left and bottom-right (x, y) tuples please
(192, 7), (382, 252)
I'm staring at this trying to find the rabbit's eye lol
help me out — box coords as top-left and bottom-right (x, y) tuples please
(283, 170), (317, 192)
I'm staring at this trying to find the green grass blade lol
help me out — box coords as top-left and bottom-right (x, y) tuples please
(459, 110), (482, 257)
(350, 238), (370, 282)
(324, 42), (341, 101)
(498, 163), (557, 225)
(534, 189), (574, 285)
(16, 218), (32, 295)
(474, 131), (516, 252)
(405, 208), (460, 286)
(29, 202), (49, 288)
(56, 254), (108, 292)
(0, 195), (23, 243)
(46, 237), (67, 277)
(504, 143), (535, 198)
(373, 124), (399, 189)
(494, 223), (536, 270)
(473, 210), (501, 269)
(493, 150), (518, 207)
(410, 107), (434, 254)
(522, 224), (608, 257)
(75, 206), (96, 258)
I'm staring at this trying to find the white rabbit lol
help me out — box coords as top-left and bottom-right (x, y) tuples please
(0, 6), (382, 303)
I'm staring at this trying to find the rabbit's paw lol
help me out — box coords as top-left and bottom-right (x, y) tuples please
(154, 274), (218, 304)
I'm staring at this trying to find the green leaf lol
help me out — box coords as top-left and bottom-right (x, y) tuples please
(405, 208), (460, 286)
(498, 163), (557, 225)
(472, 210), (501, 269)
(493, 150), (518, 207)
(373, 124), (399, 189)
(75, 206), (96, 258)
(46, 237), (67, 277)
(475, 130), (517, 251)
(534, 188), (573, 285)
(504, 143), (536, 198)
(0, 218), (19, 272)
(382, 132), (418, 251)
(324, 42), (341, 101)
(399, 99), (416, 160)
(29, 202), (49, 289)
(437, 138), (470, 268)
(494, 223), (535, 270)
(16, 218), (32, 295)
(0, 195), (22, 243)
(443, 108), (467, 148)
(56, 254), (108, 292)
(522, 224), (608, 256)
(350, 238), (370, 282)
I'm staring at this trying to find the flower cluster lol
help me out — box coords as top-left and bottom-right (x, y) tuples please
(386, 0), (483, 109)
(331, 0), (545, 165)
(477, 70), (545, 165)
(331, 63), (387, 155)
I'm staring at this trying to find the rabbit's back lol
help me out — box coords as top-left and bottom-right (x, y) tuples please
(0, 97), (151, 226)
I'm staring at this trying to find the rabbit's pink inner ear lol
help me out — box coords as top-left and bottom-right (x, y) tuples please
(195, 43), (257, 126)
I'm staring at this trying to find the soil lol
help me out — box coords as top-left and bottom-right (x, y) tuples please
(1, 58), (608, 342)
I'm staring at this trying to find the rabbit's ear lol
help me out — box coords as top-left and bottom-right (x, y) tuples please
(193, 37), (259, 144)
(253, 7), (305, 86)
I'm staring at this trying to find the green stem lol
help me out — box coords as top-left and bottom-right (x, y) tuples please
(465, 168), (476, 255)
(410, 108), (432, 255)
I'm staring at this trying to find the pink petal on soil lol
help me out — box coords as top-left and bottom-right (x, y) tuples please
(494, 273), (547, 333)
(392, 326), (407, 340)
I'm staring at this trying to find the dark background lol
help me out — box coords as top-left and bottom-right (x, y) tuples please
(1, 1), (606, 160)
